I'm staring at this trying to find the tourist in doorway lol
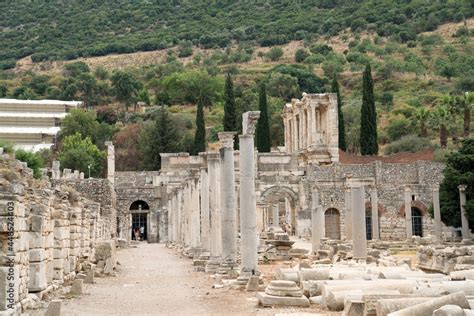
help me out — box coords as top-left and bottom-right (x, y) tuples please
(133, 227), (140, 241)
(140, 226), (145, 240)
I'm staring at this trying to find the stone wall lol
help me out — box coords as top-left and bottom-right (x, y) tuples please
(0, 154), (112, 314)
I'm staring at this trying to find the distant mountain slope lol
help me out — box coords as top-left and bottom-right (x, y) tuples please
(0, 0), (472, 69)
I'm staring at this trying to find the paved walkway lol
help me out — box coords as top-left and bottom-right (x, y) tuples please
(59, 243), (255, 315)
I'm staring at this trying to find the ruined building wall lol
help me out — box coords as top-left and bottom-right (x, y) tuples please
(0, 155), (112, 314)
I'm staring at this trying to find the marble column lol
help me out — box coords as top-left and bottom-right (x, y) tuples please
(239, 111), (260, 277)
(310, 105), (316, 146)
(344, 187), (352, 240)
(370, 187), (380, 240)
(218, 132), (238, 268)
(311, 190), (323, 252)
(191, 179), (201, 250)
(404, 186), (413, 239)
(351, 186), (367, 259)
(298, 112), (304, 150)
(273, 204), (279, 228)
(207, 152), (222, 271)
(105, 141), (115, 185)
(52, 160), (61, 180)
(458, 185), (470, 241)
(433, 186), (442, 242)
(200, 167), (210, 252)
(292, 116), (298, 151)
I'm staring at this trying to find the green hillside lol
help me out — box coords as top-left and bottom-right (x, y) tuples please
(0, 0), (472, 69)
(0, 0), (473, 173)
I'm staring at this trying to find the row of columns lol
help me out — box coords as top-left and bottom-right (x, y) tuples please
(167, 111), (261, 278)
(284, 104), (325, 153)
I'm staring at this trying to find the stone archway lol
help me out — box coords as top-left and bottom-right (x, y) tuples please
(260, 186), (299, 234)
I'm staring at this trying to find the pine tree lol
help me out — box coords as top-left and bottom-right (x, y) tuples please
(223, 73), (238, 149)
(193, 99), (206, 155)
(360, 63), (378, 155)
(256, 83), (271, 152)
(331, 75), (347, 151)
(142, 107), (179, 170)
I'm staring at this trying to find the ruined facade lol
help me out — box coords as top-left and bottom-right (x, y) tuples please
(114, 94), (451, 245)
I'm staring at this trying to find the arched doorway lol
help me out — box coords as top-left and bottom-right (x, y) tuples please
(325, 208), (341, 240)
(412, 207), (423, 237)
(365, 208), (372, 240)
(260, 186), (298, 234)
(130, 200), (150, 241)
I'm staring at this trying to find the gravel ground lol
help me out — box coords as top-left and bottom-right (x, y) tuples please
(28, 243), (331, 316)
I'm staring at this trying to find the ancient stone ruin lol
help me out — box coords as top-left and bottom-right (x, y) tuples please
(1, 93), (473, 315)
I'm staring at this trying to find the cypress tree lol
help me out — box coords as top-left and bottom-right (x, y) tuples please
(223, 73), (237, 132)
(193, 99), (206, 155)
(360, 64), (378, 155)
(223, 73), (238, 149)
(256, 83), (271, 152)
(331, 75), (347, 151)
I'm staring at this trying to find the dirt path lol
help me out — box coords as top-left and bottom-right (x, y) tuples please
(55, 243), (259, 315)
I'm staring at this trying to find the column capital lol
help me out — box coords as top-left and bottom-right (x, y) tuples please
(104, 141), (114, 147)
(242, 111), (260, 136)
(458, 184), (467, 192)
(432, 184), (440, 192)
(218, 131), (237, 148)
(404, 185), (411, 192)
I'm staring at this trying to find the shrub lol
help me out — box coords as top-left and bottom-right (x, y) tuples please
(309, 44), (332, 55)
(384, 135), (433, 155)
(265, 47), (284, 61)
(303, 54), (325, 64)
(295, 49), (310, 63)
(15, 150), (44, 179)
(0, 140), (14, 154)
(386, 117), (413, 141)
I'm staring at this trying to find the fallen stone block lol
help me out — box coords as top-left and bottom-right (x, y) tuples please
(44, 300), (61, 316)
(343, 299), (364, 316)
(389, 292), (470, 316)
(70, 279), (83, 295)
(433, 304), (464, 316)
(257, 292), (310, 307)
(376, 297), (435, 316)
(85, 269), (95, 284)
(246, 276), (259, 292)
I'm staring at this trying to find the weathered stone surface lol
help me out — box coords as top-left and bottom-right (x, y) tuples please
(257, 292), (310, 307)
(44, 300), (61, 316)
(70, 279), (83, 295)
(265, 280), (303, 297)
(433, 304), (464, 316)
(389, 292), (470, 316)
(245, 276), (259, 292)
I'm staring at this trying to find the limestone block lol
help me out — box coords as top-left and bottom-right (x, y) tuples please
(44, 300), (61, 316)
(246, 276), (259, 292)
(343, 299), (364, 316)
(433, 304), (464, 316)
(28, 232), (45, 249)
(28, 262), (47, 292)
(70, 279), (83, 295)
(94, 241), (116, 261)
(275, 268), (299, 284)
(53, 227), (69, 240)
(52, 269), (64, 281)
(389, 292), (470, 316)
(30, 215), (46, 232)
(85, 270), (94, 284)
(28, 249), (45, 262)
(257, 292), (310, 307)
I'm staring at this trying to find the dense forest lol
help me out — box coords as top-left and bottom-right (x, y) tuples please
(0, 0), (473, 69)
